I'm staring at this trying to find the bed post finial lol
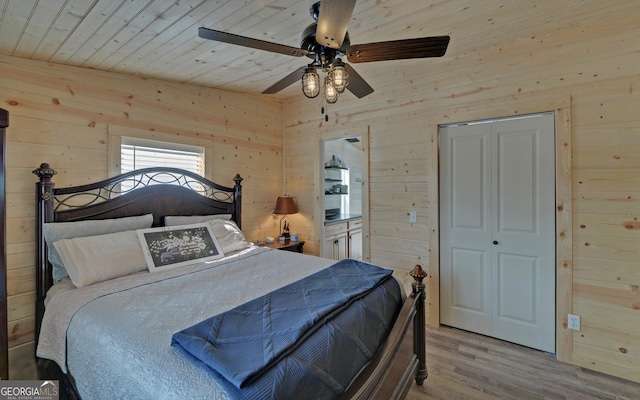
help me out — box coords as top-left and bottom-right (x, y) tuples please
(410, 264), (426, 294)
(32, 163), (57, 351)
(410, 264), (428, 385)
(33, 163), (57, 183)
(233, 174), (243, 229)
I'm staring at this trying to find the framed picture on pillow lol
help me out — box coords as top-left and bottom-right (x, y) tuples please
(137, 223), (224, 272)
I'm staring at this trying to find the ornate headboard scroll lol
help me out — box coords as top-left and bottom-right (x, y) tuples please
(32, 163), (243, 343)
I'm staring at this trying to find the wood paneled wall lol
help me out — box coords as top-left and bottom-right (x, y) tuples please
(0, 55), (285, 379)
(283, 1), (640, 384)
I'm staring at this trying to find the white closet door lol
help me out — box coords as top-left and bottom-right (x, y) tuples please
(440, 114), (556, 353)
(439, 123), (493, 336)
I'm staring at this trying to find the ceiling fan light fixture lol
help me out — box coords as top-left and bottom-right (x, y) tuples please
(302, 67), (320, 98)
(323, 76), (339, 104)
(199, 3), (450, 104)
(329, 60), (349, 93)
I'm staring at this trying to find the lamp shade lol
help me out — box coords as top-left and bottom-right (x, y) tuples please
(323, 76), (339, 104)
(329, 60), (349, 93)
(302, 68), (320, 98)
(273, 195), (298, 215)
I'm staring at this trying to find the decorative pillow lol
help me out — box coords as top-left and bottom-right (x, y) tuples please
(164, 214), (232, 226)
(53, 230), (148, 287)
(137, 223), (225, 272)
(43, 214), (154, 283)
(208, 219), (251, 254)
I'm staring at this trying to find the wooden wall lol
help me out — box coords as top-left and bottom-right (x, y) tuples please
(283, 0), (640, 384)
(0, 55), (285, 379)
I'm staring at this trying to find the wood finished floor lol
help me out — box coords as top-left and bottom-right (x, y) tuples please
(407, 325), (640, 400)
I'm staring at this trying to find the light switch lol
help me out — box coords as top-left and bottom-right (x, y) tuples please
(409, 211), (417, 223)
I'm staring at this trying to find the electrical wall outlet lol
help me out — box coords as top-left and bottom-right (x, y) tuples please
(568, 314), (580, 331)
(409, 211), (417, 223)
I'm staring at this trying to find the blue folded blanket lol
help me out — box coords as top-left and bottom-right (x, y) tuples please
(171, 259), (399, 392)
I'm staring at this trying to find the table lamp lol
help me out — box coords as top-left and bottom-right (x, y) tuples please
(273, 195), (298, 238)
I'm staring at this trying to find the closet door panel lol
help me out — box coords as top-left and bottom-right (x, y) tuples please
(491, 115), (556, 353)
(440, 124), (492, 335)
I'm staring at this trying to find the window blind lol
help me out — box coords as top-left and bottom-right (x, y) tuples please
(120, 138), (205, 191)
(120, 135), (205, 175)
(121, 144), (204, 176)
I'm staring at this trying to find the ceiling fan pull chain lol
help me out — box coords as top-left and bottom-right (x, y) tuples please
(323, 96), (329, 121)
(321, 92), (328, 121)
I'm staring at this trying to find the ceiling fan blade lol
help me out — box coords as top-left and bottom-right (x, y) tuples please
(262, 66), (308, 94)
(198, 27), (308, 57)
(316, 0), (356, 49)
(346, 36), (450, 63)
(344, 64), (374, 98)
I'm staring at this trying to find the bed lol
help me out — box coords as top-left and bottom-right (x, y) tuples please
(33, 163), (427, 400)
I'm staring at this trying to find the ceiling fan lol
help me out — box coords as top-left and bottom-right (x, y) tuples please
(198, 0), (450, 103)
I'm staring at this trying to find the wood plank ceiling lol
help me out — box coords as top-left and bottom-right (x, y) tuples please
(0, 0), (468, 101)
(0, 1), (615, 102)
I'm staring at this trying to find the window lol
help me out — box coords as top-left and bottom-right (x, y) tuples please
(121, 137), (205, 176)
(120, 138), (205, 190)
(112, 135), (208, 192)
(108, 125), (212, 187)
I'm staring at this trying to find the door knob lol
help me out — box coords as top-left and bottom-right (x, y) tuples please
(492, 240), (499, 245)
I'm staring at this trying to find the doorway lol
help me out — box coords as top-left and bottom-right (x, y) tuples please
(321, 135), (366, 260)
(439, 113), (556, 353)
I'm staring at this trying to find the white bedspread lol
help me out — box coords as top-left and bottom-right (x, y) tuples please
(38, 246), (336, 399)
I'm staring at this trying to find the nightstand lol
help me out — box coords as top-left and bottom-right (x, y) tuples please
(265, 239), (305, 253)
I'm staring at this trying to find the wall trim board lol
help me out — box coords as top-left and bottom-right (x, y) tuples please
(0, 108), (8, 379)
(555, 106), (573, 364)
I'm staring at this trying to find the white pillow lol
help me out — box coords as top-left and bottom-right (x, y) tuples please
(53, 230), (148, 288)
(43, 214), (154, 283)
(208, 219), (251, 254)
(164, 214), (231, 226)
